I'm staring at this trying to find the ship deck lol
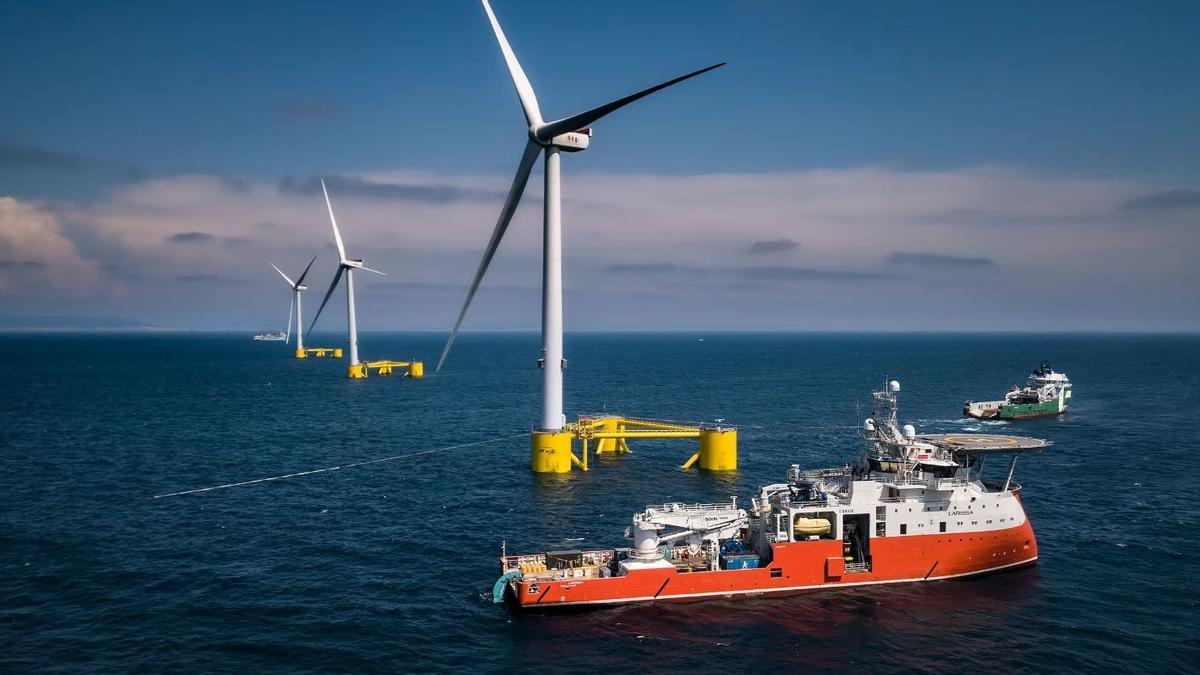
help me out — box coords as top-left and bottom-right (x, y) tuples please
(916, 433), (1051, 453)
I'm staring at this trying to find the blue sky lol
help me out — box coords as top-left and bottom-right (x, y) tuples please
(1, 0), (1198, 331)
(5, 0), (1197, 182)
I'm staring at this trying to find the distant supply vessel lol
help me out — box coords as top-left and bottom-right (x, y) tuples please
(252, 331), (287, 341)
(494, 381), (1049, 609)
(965, 362), (1072, 420)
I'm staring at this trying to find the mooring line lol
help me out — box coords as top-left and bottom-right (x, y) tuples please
(151, 432), (529, 499)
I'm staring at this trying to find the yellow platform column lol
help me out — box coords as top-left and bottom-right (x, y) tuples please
(594, 417), (618, 455)
(348, 363), (368, 379)
(698, 426), (738, 471)
(531, 431), (574, 473)
(295, 348), (307, 359)
(407, 361), (425, 379)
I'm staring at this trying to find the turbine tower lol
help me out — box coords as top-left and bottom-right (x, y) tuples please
(437, 0), (723, 469)
(307, 179), (386, 378)
(270, 256), (316, 358)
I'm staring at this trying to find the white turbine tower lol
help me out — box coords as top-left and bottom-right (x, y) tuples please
(306, 179), (386, 378)
(437, 0), (723, 470)
(270, 256), (316, 357)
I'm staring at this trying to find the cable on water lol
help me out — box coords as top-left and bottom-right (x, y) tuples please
(151, 432), (529, 499)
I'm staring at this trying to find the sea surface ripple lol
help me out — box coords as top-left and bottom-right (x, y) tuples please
(2, 333), (1197, 672)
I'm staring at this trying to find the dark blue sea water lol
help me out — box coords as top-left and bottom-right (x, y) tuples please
(2, 333), (1198, 673)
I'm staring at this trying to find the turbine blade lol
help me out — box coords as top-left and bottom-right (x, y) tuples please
(306, 266), (344, 337)
(271, 263), (296, 288)
(437, 139), (542, 372)
(294, 255), (318, 287)
(320, 179), (348, 262)
(536, 62), (725, 142)
(481, 0), (543, 127)
(359, 265), (386, 276)
(286, 292), (294, 344)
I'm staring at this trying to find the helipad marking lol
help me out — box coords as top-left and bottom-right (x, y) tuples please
(942, 434), (1018, 446)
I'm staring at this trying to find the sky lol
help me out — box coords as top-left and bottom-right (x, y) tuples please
(1, 0), (1198, 331)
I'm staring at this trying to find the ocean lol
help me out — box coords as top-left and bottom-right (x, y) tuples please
(2, 332), (1197, 672)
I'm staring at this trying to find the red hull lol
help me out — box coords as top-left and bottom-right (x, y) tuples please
(511, 521), (1037, 608)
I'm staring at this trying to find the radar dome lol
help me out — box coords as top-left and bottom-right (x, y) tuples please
(889, 380), (901, 393)
(863, 418), (875, 432)
(902, 424), (916, 439)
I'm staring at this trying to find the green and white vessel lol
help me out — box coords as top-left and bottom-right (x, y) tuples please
(965, 362), (1072, 420)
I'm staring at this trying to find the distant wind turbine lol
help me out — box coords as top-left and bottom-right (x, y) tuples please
(438, 0), (723, 435)
(270, 256), (316, 355)
(306, 179), (386, 377)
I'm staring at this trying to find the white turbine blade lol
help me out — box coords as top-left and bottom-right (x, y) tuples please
(306, 266), (344, 337)
(481, 0), (543, 127)
(536, 62), (725, 142)
(294, 255), (318, 287)
(320, 179), (348, 263)
(286, 292), (294, 344)
(359, 265), (387, 276)
(271, 263), (296, 288)
(437, 139), (541, 372)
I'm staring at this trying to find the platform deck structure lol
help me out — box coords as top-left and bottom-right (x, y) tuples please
(551, 415), (737, 472)
(357, 360), (425, 379)
(297, 347), (342, 358)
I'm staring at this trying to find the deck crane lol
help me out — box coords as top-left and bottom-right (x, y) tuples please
(626, 500), (749, 563)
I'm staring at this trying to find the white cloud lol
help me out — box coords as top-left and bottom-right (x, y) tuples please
(0, 197), (107, 298)
(10, 165), (1199, 330)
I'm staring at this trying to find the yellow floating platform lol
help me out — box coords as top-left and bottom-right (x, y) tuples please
(346, 360), (425, 379)
(529, 415), (737, 473)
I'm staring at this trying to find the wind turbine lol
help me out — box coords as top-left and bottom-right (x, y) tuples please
(270, 256), (317, 357)
(306, 179), (386, 378)
(437, 0), (724, 469)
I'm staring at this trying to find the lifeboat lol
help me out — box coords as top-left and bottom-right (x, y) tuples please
(792, 516), (831, 536)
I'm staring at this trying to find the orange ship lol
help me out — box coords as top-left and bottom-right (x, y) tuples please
(494, 381), (1050, 609)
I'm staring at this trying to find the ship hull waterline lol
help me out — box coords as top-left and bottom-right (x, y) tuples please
(505, 520), (1037, 609)
(964, 400), (1066, 420)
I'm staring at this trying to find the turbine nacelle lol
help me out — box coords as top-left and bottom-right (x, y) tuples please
(544, 128), (591, 152)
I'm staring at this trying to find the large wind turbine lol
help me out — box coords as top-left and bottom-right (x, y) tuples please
(437, 0), (723, 464)
(306, 179), (386, 378)
(270, 256), (317, 357)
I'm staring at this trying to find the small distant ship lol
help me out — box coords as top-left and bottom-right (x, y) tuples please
(965, 362), (1072, 420)
(494, 380), (1049, 609)
(252, 331), (287, 341)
